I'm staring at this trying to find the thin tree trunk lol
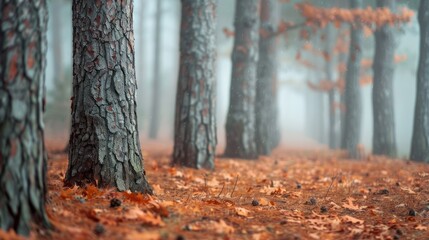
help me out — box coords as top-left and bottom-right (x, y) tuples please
(0, 0), (50, 235)
(410, 0), (429, 163)
(372, 0), (397, 157)
(149, 0), (162, 139)
(65, 0), (152, 193)
(325, 23), (337, 149)
(224, 0), (259, 159)
(344, 0), (364, 159)
(339, 49), (348, 150)
(255, 0), (280, 155)
(172, 0), (217, 169)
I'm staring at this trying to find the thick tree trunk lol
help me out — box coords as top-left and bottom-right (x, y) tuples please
(255, 0), (280, 155)
(344, 0), (363, 159)
(0, 0), (50, 235)
(65, 0), (152, 194)
(325, 23), (337, 149)
(172, 0), (217, 169)
(224, 0), (259, 159)
(148, 0), (162, 139)
(372, 0), (397, 157)
(410, 0), (429, 163)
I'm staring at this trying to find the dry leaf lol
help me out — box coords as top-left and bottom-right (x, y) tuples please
(341, 215), (364, 224)
(235, 207), (251, 217)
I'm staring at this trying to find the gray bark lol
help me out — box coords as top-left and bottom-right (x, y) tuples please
(255, 0), (280, 155)
(344, 0), (364, 159)
(411, 0), (429, 162)
(372, 0), (397, 157)
(0, 0), (50, 235)
(224, 0), (259, 159)
(173, 0), (217, 169)
(339, 49), (348, 150)
(65, 0), (152, 194)
(148, 0), (162, 139)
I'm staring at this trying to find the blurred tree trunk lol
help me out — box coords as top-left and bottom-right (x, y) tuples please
(255, 0), (280, 155)
(65, 0), (152, 194)
(224, 0), (259, 159)
(148, 0), (162, 139)
(344, 0), (363, 159)
(339, 49), (348, 150)
(411, 0), (429, 163)
(0, 0), (50, 235)
(372, 0), (397, 157)
(325, 23), (337, 149)
(172, 0), (217, 169)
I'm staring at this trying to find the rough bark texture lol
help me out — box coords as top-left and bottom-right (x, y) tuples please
(255, 0), (280, 155)
(325, 23), (338, 149)
(344, 0), (363, 159)
(372, 0), (397, 157)
(0, 0), (50, 235)
(411, 0), (429, 163)
(172, 0), (217, 169)
(224, 0), (259, 159)
(65, 0), (152, 193)
(148, 0), (162, 139)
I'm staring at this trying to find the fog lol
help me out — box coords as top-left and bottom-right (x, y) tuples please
(45, 0), (419, 157)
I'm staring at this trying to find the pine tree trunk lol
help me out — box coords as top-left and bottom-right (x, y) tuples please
(224, 0), (259, 159)
(344, 0), (363, 159)
(372, 0), (397, 157)
(172, 0), (217, 169)
(325, 23), (337, 149)
(65, 0), (152, 194)
(255, 0), (280, 155)
(411, 0), (429, 163)
(148, 0), (162, 139)
(0, 0), (50, 235)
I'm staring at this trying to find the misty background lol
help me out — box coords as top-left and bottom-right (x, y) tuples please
(45, 0), (419, 157)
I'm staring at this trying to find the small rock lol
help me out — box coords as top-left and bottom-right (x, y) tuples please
(306, 197), (317, 205)
(110, 198), (122, 208)
(320, 206), (328, 213)
(393, 235), (400, 240)
(176, 235), (185, 240)
(408, 209), (417, 216)
(94, 223), (105, 235)
(280, 220), (287, 225)
(251, 200), (259, 206)
(396, 229), (403, 236)
(296, 183), (302, 189)
(377, 189), (389, 195)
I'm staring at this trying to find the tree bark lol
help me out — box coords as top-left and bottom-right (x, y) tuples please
(65, 0), (152, 194)
(255, 0), (280, 155)
(224, 0), (259, 159)
(172, 0), (217, 169)
(0, 0), (50, 235)
(372, 0), (397, 157)
(148, 0), (162, 139)
(344, 0), (364, 159)
(325, 23), (338, 149)
(410, 0), (429, 163)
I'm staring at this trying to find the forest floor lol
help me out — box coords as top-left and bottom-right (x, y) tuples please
(2, 140), (429, 240)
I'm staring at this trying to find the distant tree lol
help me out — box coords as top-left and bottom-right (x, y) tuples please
(411, 0), (429, 163)
(324, 23), (338, 149)
(148, 0), (162, 139)
(172, 0), (217, 169)
(65, 0), (152, 193)
(343, 0), (364, 158)
(255, 0), (281, 155)
(224, 0), (259, 159)
(0, 0), (50, 235)
(372, 0), (397, 157)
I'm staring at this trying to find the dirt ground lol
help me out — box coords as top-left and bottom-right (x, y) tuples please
(1, 140), (428, 240)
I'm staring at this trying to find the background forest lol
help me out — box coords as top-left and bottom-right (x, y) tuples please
(46, 0), (419, 157)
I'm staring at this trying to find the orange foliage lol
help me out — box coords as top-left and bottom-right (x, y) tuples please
(295, 3), (414, 29)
